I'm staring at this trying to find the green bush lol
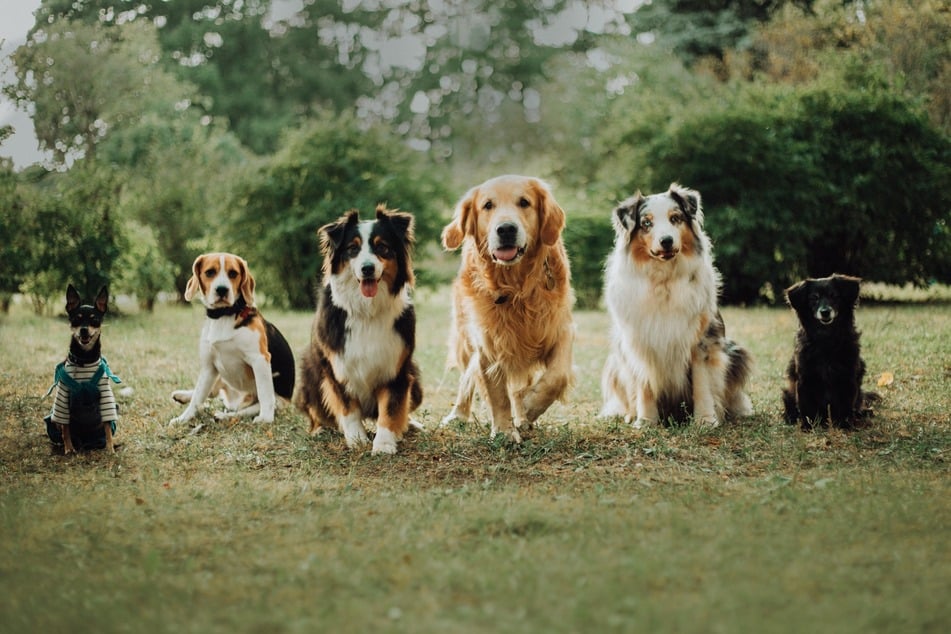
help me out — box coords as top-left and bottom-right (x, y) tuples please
(628, 81), (951, 303)
(231, 112), (451, 309)
(562, 214), (613, 309)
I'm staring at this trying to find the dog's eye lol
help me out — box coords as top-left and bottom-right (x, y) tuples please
(670, 213), (684, 225)
(641, 218), (653, 230)
(483, 200), (494, 211)
(374, 243), (393, 259)
(228, 270), (239, 279)
(517, 197), (531, 208)
(346, 243), (361, 258)
(204, 268), (217, 278)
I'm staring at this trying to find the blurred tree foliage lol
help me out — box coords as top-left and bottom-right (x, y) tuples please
(2, 0), (949, 308)
(230, 112), (449, 309)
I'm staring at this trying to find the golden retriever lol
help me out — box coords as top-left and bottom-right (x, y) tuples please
(440, 175), (575, 442)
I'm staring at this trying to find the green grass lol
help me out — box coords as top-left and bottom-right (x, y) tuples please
(0, 291), (948, 633)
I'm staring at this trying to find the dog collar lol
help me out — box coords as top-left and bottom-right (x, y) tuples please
(206, 296), (248, 320)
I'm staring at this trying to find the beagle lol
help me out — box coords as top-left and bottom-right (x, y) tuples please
(170, 253), (295, 425)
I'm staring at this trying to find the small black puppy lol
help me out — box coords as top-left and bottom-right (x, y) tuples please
(45, 285), (121, 454)
(782, 274), (875, 429)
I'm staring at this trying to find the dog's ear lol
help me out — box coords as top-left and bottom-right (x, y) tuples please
(236, 256), (256, 306)
(785, 279), (809, 313)
(534, 179), (566, 247)
(668, 183), (703, 226)
(612, 192), (645, 239)
(95, 286), (109, 314)
(832, 274), (861, 307)
(66, 284), (82, 314)
(377, 205), (416, 247)
(319, 210), (360, 257)
(442, 187), (477, 251)
(183, 255), (205, 301)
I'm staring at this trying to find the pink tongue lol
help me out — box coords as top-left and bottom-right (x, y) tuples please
(361, 279), (379, 298)
(494, 247), (519, 262)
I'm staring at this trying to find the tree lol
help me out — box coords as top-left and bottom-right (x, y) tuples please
(5, 19), (195, 165)
(0, 157), (31, 312)
(19, 164), (125, 314)
(231, 111), (450, 309)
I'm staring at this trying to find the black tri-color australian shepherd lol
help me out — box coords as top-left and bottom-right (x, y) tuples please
(600, 183), (753, 428)
(294, 205), (422, 454)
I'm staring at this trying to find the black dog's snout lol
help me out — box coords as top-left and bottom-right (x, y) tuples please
(819, 307), (833, 319)
(361, 263), (376, 279)
(496, 222), (518, 244)
(660, 235), (675, 251)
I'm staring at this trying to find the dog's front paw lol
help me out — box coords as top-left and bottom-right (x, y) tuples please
(439, 408), (467, 428)
(695, 415), (721, 430)
(169, 412), (194, 425)
(340, 415), (369, 449)
(632, 417), (655, 430)
(372, 428), (399, 455)
(490, 426), (522, 444)
(252, 414), (274, 424)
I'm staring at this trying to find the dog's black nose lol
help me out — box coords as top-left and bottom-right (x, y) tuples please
(819, 307), (832, 320)
(215, 285), (229, 297)
(660, 235), (675, 251)
(496, 222), (518, 244)
(361, 263), (376, 279)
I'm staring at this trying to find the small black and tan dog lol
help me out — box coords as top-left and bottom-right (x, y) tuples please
(782, 274), (876, 429)
(45, 285), (121, 454)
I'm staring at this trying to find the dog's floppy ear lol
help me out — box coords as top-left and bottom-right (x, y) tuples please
(319, 210), (360, 257)
(377, 204), (416, 247)
(668, 183), (703, 226)
(66, 284), (82, 314)
(612, 192), (645, 239)
(94, 286), (109, 314)
(534, 179), (566, 247)
(442, 187), (477, 251)
(832, 274), (861, 307)
(784, 279), (809, 313)
(236, 256), (255, 306)
(183, 255), (205, 301)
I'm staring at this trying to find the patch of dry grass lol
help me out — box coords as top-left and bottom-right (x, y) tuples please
(0, 291), (948, 633)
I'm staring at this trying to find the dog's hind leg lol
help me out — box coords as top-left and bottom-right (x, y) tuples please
(440, 354), (479, 427)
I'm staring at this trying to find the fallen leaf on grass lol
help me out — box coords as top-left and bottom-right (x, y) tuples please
(877, 371), (894, 387)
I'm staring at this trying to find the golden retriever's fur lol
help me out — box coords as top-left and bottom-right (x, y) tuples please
(440, 175), (575, 442)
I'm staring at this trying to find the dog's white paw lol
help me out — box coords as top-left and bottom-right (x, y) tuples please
(169, 412), (194, 426)
(632, 417), (655, 430)
(252, 414), (274, 424)
(696, 415), (721, 430)
(439, 409), (467, 428)
(372, 428), (399, 455)
(213, 410), (234, 422)
(340, 414), (369, 449)
(490, 427), (522, 444)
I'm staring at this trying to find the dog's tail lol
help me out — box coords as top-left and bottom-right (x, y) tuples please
(724, 340), (754, 417)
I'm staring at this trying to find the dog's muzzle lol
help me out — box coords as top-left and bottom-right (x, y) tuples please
(491, 222), (525, 264)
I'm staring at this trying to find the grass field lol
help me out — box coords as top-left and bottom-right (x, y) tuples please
(1, 289), (948, 633)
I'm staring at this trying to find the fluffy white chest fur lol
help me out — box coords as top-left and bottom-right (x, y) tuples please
(329, 275), (410, 410)
(605, 248), (718, 395)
